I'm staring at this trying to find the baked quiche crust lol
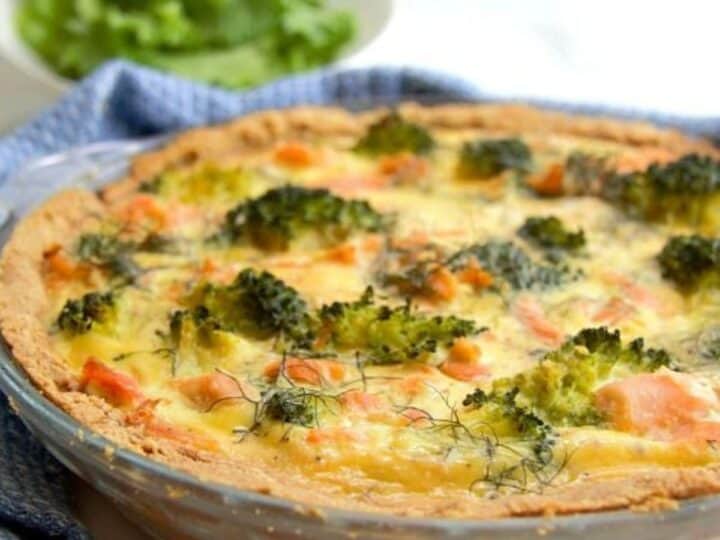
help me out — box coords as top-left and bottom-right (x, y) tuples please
(2, 103), (720, 519)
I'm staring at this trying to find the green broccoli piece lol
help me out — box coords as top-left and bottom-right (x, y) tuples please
(168, 306), (222, 350)
(570, 327), (675, 372)
(140, 164), (251, 204)
(230, 269), (314, 343)
(463, 387), (556, 464)
(75, 233), (141, 284)
(456, 138), (531, 179)
(57, 291), (115, 335)
(161, 306), (228, 375)
(445, 240), (576, 290)
(76, 234), (129, 262)
(353, 112), (435, 156)
(186, 268), (314, 348)
(221, 185), (388, 250)
(260, 387), (325, 427)
(603, 154), (720, 227)
(518, 216), (586, 252)
(657, 234), (720, 291)
(462, 327), (672, 488)
(477, 327), (675, 427)
(317, 287), (481, 364)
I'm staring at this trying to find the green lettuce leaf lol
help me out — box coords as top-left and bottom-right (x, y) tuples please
(17, 0), (355, 88)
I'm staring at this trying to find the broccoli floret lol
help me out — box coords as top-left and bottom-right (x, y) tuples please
(57, 291), (115, 335)
(476, 327), (676, 427)
(318, 287), (481, 364)
(221, 185), (388, 250)
(518, 216), (586, 252)
(76, 234), (129, 262)
(456, 138), (531, 179)
(461, 329), (672, 489)
(75, 231), (181, 280)
(260, 387), (322, 427)
(658, 235), (720, 291)
(353, 112), (435, 156)
(168, 306), (222, 349)
(161, 306), (227, 375)
(140, 163), (250, 203)
(186, 268), (314, 348)
(463, 387), (555, 464)
(75, 233), (141, 284)
(644, 154), (720, 193)
(230, 269), (313, 343)
(445, 240), (576, 290)
(603, 154), (720, 226)
(570, 327), (674, 372)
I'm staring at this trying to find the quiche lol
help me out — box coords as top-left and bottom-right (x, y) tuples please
(2, 104), (720, 519)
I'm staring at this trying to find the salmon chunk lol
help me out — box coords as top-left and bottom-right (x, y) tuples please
(80, 358), (144, 408)
(263, 357), (346, 386)
(174, 372), (250, 411)
(596, 369), (720, 442)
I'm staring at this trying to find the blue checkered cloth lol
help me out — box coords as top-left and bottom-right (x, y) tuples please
(0, 60), (717, 538)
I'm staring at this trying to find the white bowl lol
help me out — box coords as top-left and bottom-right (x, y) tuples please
(0, 0), (68, 92)
(0, 0), (394, 93)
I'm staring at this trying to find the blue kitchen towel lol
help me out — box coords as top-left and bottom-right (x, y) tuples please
(2, 60), (720, 185)
(0, 60), (718, 539)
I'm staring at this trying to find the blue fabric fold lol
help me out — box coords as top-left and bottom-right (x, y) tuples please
(0, 60), (716, 538)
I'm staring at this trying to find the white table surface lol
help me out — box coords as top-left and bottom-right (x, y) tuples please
(1, 1), (719, 537)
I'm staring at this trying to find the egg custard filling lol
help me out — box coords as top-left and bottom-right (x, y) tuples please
(2, 105), (720, 518)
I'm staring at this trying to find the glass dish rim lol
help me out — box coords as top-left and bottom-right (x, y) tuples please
(1, 134), (720, 534)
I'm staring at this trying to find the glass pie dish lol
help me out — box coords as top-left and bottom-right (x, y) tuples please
(1, 132), (720, 540)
